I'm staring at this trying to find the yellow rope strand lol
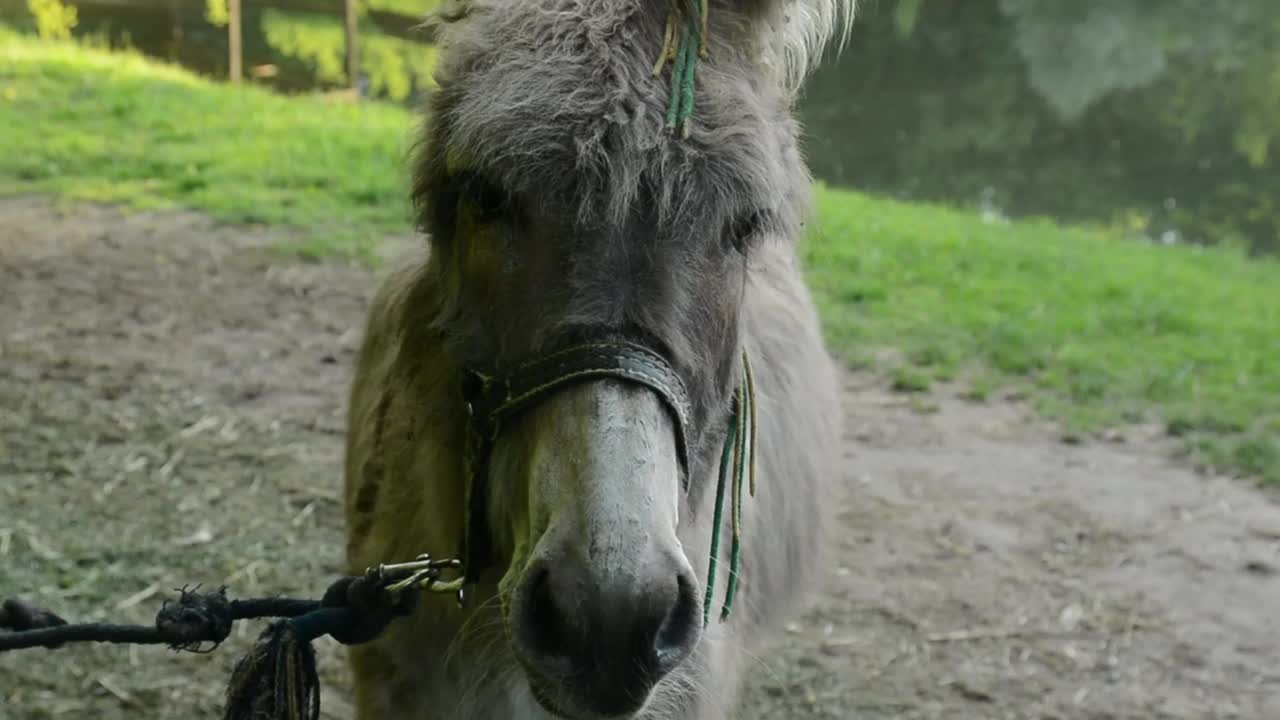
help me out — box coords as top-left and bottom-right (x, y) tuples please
(698, 0), (709, 58)
(652, 14), (676, 76)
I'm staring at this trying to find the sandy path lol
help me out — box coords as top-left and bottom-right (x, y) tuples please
(1, 197), (1276, 720)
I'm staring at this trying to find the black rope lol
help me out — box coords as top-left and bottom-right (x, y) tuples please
(1, 556), (461, 720)
(0, 592), (324, 653)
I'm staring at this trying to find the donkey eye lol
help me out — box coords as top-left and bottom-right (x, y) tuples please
(725, 210), (767, 254)
(457, 173), (510, 224)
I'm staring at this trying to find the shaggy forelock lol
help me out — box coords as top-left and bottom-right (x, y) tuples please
(414, 0), (855, 231)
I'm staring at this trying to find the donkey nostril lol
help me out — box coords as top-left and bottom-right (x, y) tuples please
(652, 570), (699, 672)
(514, 564), (574, 667)
(512, 553), (701, 706)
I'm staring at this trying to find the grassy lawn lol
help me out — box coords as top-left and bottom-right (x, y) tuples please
(2, 29), (1278, 484)
(0, 26), (418, 260)
(805, 192), (1279, 483)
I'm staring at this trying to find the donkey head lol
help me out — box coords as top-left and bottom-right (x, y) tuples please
(413, 1), (852, 717)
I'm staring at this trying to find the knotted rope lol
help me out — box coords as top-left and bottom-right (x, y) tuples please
(653, 0), (709, 137)
(0, 555), (463, 720)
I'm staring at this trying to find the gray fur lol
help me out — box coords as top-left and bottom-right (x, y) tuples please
(343, 1), (853, 717)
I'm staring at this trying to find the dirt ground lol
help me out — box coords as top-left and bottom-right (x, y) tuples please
(1, 196), (1277, 720)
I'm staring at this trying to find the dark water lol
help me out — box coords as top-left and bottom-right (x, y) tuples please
(801, 1), (1280, 256)
(5, 0), (1278, 254)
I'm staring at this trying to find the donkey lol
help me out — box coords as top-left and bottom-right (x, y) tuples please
(342, 0), (854, 717)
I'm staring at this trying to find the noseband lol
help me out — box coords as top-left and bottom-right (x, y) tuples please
(458, 339), (757, 626)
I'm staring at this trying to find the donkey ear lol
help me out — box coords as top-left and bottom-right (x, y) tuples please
(712, 0), (856, 21)
(726, 0), (857, 93)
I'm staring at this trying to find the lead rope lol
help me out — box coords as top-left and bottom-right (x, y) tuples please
(0, 556), (465, 720)
(653, 0), (709, 137)
(702, 351), (757, 626)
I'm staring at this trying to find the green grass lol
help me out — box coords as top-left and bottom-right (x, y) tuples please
(2, 30), (1278, 484)
(805, 189), (1280, 483)
(0, 26), (419, 256)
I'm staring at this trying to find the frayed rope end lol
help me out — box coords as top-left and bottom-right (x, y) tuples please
(223, 620), (319, 720)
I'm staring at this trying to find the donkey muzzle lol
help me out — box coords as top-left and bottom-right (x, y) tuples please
(512, 537), (701, 718)
(461, 341), (705, 717)
(503, 377), (701, 718)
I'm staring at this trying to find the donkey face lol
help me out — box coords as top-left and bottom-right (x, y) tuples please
(411, 1), (843, 717)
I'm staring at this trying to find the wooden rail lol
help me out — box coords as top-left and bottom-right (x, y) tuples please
(63, 0), (438, 91)
(229, 0), (241, 83)
(344, 0), (358, 89)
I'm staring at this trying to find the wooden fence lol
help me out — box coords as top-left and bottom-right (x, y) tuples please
(65, 0), (436, 92)
(225, 0), (366, 88)
(217, 0), (436, 90)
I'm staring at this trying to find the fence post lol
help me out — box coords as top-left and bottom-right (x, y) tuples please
(168, 0), (182, 62)
(345, 0), (360, 93)
(228, 0), (242, 83)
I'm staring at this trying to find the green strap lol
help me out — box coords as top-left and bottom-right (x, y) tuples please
(720, 379), (749, 621)
(665, 31), (692, 131)
(703, 406), (736, 626)
(658, 0), (704, 137)
(703, 352), (757, 627)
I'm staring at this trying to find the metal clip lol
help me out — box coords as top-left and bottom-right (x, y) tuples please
(371, 554), (466, 606)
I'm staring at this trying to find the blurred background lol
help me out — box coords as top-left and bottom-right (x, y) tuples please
(1, 1), (1277, 719)
(5, 0), (1280, 254)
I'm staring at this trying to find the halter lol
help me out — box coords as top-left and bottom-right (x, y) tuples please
(458, 339), (756, 626)
(452, 0), (744, 629)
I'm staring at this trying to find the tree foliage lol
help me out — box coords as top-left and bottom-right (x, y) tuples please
(799, 0), (1280, 254)
(26, 0), (77, 40)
